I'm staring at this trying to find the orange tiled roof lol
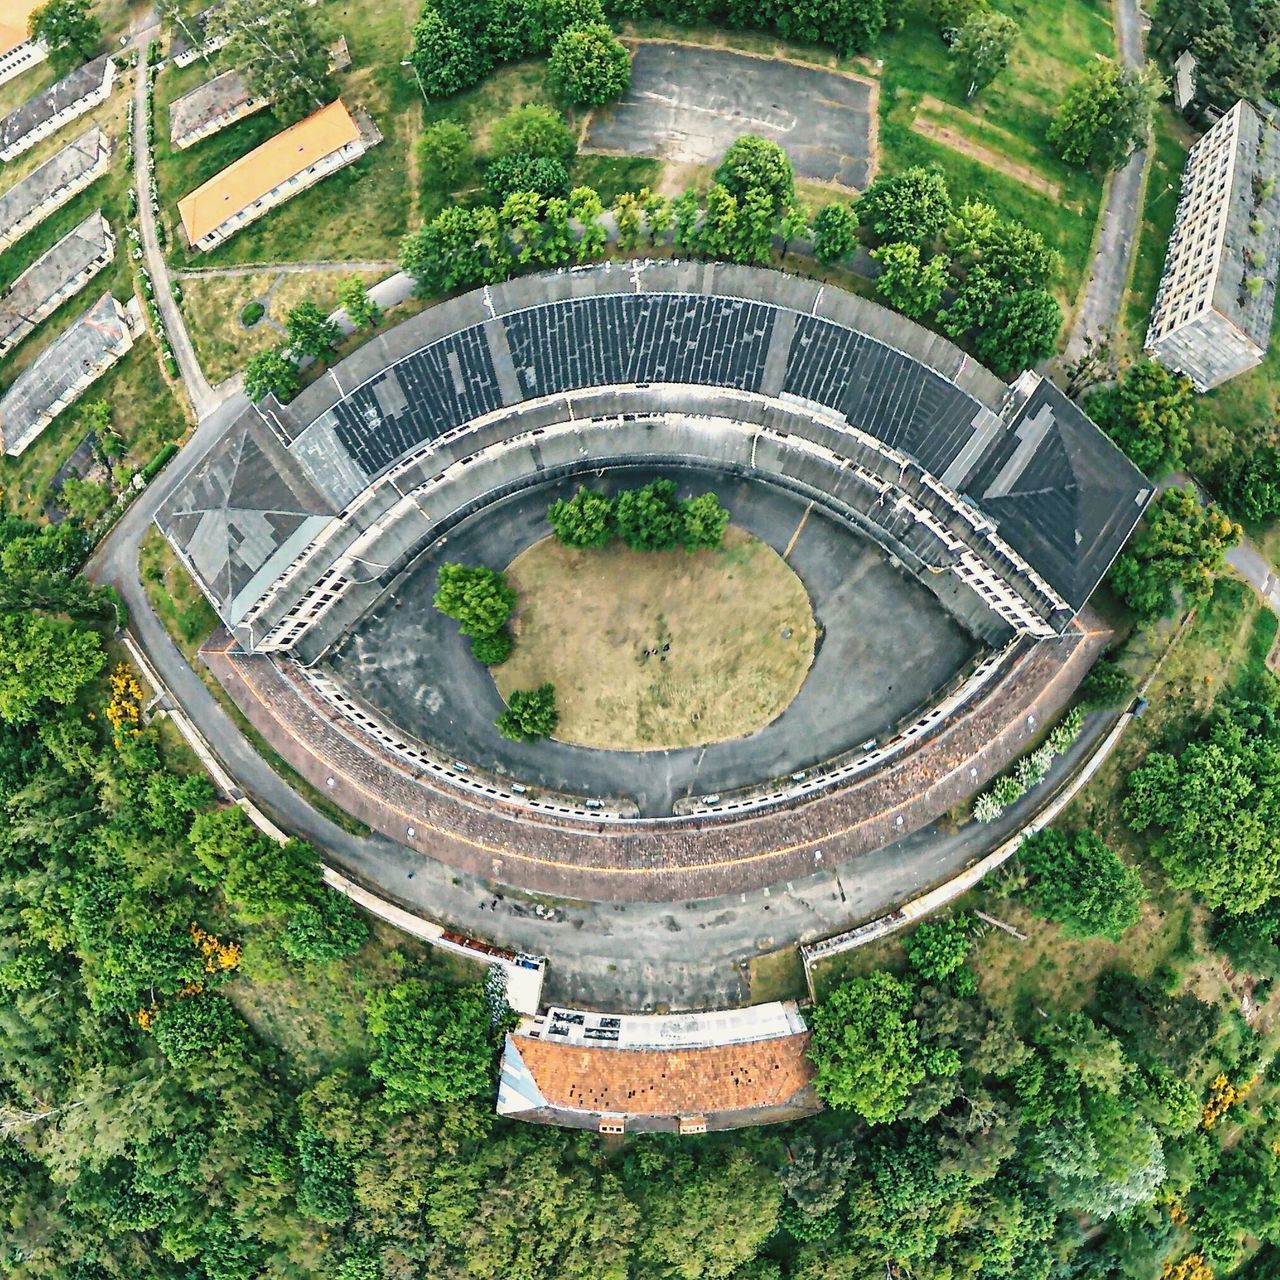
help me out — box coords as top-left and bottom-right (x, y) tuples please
(513, 1031), (815, 1116)
(0, 2), (45, 58)
(177, 99), (359, 244)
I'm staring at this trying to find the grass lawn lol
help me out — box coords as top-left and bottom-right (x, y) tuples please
(177, 268), (380, 384)
(493, 527), (816, 750)
(155, 0), (420, 268)
(747, 946), (808, 1003)
(1119, 107), (1193, 355)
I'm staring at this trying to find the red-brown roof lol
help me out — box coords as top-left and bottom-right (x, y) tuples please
(511, 1030), (815, 1116)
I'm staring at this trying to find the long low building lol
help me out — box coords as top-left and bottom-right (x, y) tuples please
(0, 210), (116, 358)
(498, 1002), (821, 1132)
(0, 126), (111, 252)
(0, 292), (137, 457)
(0, 54), (116, 163)
(168, 69), (267, 151)
(0, 1), (47, 89)
(177, 98), (375, 252)
(170, 5), (230, 68)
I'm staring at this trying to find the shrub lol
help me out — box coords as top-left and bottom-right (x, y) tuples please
(433, 564), (515, 638)
(811, 202), (859, 265)
(615, 478), (684, 551)
(679, 491), (730, 550)
(858, 167), (952, 244)
(903, 912), (974, 982)
(548, 22), (631, 106)
(486, 153), (571, 203)
(1079, 658), (1134, 709)
(151, 992), (249, 1069)
(488, 103), (577, 163)
(471, 629), (513, 665)
(1017, 828), (1146, 940)
(417, 119), (473, 192)
(714, 135), (796, 216)
(548, 485), (615, 548)
(496, 683), (559, 742)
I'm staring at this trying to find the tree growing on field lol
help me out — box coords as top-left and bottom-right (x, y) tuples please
(1087, 361), (1194, 476)
(1109, 486), (1240, 619)
(871, 241), (950, 319)
(903, 913), (974, 983)
(945, 199), (1060, 289)
(151, 992), (250, 1070)
(930, 0), (989, 37)
(807, 972), (928, 1122)
(417, 120), (473, 191)
(679, 492), (730, 551)
(811, 202), (859, 265)
(0, 613), (104, 723)
(243, 347), (300, 403)
(337, 278), (383, 330)
(643, 189), (672, 243)
(950, 10), (1019, 99)
(697, 183), (740, 260)
(365, 978), (496, 1108)
(1017, 829), (1146, 940)
(780, 202), (811, 258)
(973, 288), (1062, 375)
(1125, 699), (1280, 916)
(488, 103), (577, 163)
(285, 300), (340, 360)
(486, 153), (571, 202)
(1048, 59), (1165, 172)
(28, 0), (100, 69)
(1217, 445), (1280, 523)
(615, 478), (684, 551)
(408, 8), (485, 98)
(858, 167), (952, 244)
(470, 629), (512, 665)
(496, 683), (559, 742)
(1062, 329), (1116, 399)
(548, 22), (631, 106)
(548, 486), (615, 548)
(613, 191), (645, 251)
(774, 0), (890, 56)
(715, 135), (796, 215)
(211, 0), (335, 123)
(569, 185), (608, 259)
(278, 893), (368, 964)
(433, 564), (515, 637)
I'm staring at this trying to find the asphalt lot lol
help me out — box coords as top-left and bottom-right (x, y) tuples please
(328, 463), (976, 815)
(586, 42), (876, 190)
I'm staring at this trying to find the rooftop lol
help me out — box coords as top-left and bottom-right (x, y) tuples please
(0, 126), (107, 239)
(0, 292), (130, 456)
(0, 0), (43, 59)
(177, 99), (361, 244)
(0, 54), (113, 154)
(169, 5), (217, 61)
(0, 210), (113, 348)
(168, 68), (260, 146)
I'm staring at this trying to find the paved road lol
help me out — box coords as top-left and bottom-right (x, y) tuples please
(1063, 0), (1150, 362)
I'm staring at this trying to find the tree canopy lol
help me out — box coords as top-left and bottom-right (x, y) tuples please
(1048, 59), (1165, 171)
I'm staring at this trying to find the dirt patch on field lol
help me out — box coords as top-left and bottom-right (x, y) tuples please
(910, 112), (1062, 200)
(494, 527), (817, 750)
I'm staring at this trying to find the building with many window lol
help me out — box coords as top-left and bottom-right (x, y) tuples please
(1146, 100), (1280, 391)
(176, 99), (377, 252)
(0, 210), (116, 358)
(0, 1), (47, 89)
(0, 126), (111, 252)
(0, 54), (116, 163)
(0, 292), (139, 457)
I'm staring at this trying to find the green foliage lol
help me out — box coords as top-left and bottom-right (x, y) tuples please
(433, 563), (516, 638)
(486, 153), (572, 202)
(295, 1129), (355, 1223)
(470, 629), (513, 665)
(151, 993), (250, 1070)
(1212, 898), (1280, 980)
(548, 486), (616, 548)
(548, 22), (631, 105)
(417, 119), (474, 192)
(1215, 445), (1280, 523)
(808, 971), (927, 1122)
(679, 491), (730, 551)
(1017, 829), (1146, 941)
(930, 0), (989, 34)
(903, 912), (975, 982)
(0, 613), (104, 724)
(1109, 486), (1241, 620)
(773, 0), (890, 55)
(811, 201), (859, 264)
(365, 977), (496, 1109)
(1125, 698), (1280, 915)
(973, 288), (1062, 376)
(615, 478), (685, 551)
(1079, 657), (1135, 709)
(489, 103), (577, 163)
(871, 241), (950, 319)
(243, 347), (300, 403)
(239, 299), (265, 326)
(1087, 361), (1194, 476)
(409, 8), (486, 98)
(950, 10), (1019, 98)
(278, 892), (369, 965)
(496, 683), (559, 741)
(28, 0), (100, 70)
(284, 299), (340, 360)
(1048, 59), (1165, 172)
(338, 276), (384, 330)
(714, 135), (796, 215)
(858, 166), (953, 244)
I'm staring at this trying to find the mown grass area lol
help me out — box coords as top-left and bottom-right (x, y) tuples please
(747, 946), (807, 1003)
(1119, 107), (1193, 355)
(155, 0), (420, 268)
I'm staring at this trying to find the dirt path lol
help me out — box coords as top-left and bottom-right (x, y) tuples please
(909, 115), (1062, 200)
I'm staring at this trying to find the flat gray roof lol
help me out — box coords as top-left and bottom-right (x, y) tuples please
(0, 126), (107, 240)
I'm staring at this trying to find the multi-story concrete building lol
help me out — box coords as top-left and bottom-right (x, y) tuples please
(0, 54), (116, 163)
(177, 99), (377, 252)
(0, 210), (116, 358)
(0, 292), (138, 457)
(0, 2), (47, 89)
(0, 126), (111, 252)
(1146, 100), (1280, 391)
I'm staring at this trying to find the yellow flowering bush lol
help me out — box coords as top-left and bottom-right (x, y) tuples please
(105, 662), (145, 735)
(1202, 1074), (1251, 1129)
(190, 922), (241, 974)
(1162, 1254), (1212, 1280)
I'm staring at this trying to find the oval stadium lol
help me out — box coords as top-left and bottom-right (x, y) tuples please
(155, 260), (1151, 903)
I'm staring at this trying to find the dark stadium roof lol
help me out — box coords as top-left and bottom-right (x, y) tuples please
(156, 262), (1151, 632)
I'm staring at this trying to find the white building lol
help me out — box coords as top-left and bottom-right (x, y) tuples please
(0, 2), (48, 89)
(0, 293), (139, 457)
(0, 211), (117, 358)
(1146, 100), (1280, 391)
(0, 54), (116, 163)
(0, 126), (111, 252)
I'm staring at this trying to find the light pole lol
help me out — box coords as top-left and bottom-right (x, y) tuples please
(400, 59), (428, 107)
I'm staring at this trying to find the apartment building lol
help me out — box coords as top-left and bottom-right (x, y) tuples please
(0, 126), (111, 251)
(0, 54), (116, 163)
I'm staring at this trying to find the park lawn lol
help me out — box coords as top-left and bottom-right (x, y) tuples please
(1119, 107), (1193, 355)
(747, 946), (808, 1003)
(178, 268), (381, 383)
(140, 525), (220, 660)
(494, 527), (817, 751)
(155, 0), (420, 268)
